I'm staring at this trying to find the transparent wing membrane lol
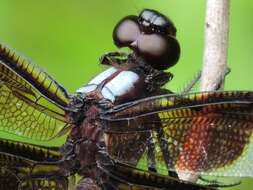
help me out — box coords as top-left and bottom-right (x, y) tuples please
(0, 43), (72, 141)
(0, 43), (70, 108)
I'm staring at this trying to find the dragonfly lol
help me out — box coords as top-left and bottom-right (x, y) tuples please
(0, 8), (253, 190)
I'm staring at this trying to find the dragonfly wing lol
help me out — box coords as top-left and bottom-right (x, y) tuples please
(97, 154), (214, 190)
(0, 43), (73, 140)
(0, 167), (70, 190)
(0, 138), (72, 190)
(101, 91), (253, 177)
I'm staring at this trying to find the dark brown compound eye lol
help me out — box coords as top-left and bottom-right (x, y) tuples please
(136, 34), (168, 57)
(113, 16), (141, 48)
(138, 9), (177, 36)
(133, 33), (180, 70)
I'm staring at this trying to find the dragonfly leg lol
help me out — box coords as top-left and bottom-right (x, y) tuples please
(147, 133), (157, 173)
(75, 178), (102, 190)
(181, 67), (231, 94)
(181, 70), (202, 94)
(145, 70), (173, 92)
(156, 127), (179, 178)
(215, 67), (231, 90)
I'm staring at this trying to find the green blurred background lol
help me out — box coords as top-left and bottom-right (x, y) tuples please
(0, 0), (252, 189)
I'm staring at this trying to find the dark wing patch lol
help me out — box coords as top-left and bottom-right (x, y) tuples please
(0, 43), (72, 141)
(101, 91), (253, 177)
(97, 156), (214, 190)
(0, 138), (71, 190)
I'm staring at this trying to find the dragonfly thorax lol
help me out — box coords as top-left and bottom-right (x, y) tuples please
(77, 67), (146, 104)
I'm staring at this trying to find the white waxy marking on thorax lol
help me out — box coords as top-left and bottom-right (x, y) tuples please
(76, 84), (97, 93)
(76, 67), (117, 94)
(88, 67), (117, 85)
(101, 87), (115, 102)
(104, 71), (139, 97)
(76, 68), (139, 103)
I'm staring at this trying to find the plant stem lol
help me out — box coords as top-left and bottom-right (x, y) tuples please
(201, 0), (230, 91)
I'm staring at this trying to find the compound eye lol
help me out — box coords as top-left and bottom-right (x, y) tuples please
(139, 9), (155, 22)
(153, 17), (167, 27)
(113, 16), (140, 48)
(138, 34), (168, 57)
(136, 34), (180, 70)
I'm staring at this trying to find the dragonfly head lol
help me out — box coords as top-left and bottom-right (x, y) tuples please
(113, 9), (180, 70)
